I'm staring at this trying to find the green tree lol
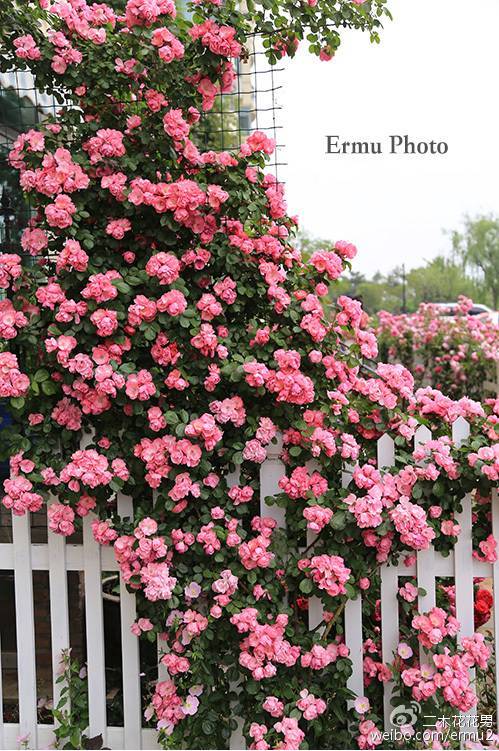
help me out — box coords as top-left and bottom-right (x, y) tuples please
(450, 214), (499, 309)
(406, 255), (482, 309)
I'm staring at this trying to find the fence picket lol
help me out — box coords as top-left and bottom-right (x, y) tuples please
(117, 494), (142, 749)
(452, 418), (474, 639)
(451, 418), (478, 728)
(416, 547), (435, 612)
(413, 425), (436, 668)
(454, 494), (474, 641)
(12, 513), (38, 749)
(260, 435), (285, 526)
(152, 491), (168, 684)
(451, 419), (473, 631)
(377, 433), (397, 728)
(157, 636), (169, 683)
(380, 563), (399, 729)
(305, 459), (323, 630)
(227, 465), (245, 751)
(47, 497), (70, 713)
(344, 597), (363, 700)
(83, 514), (107, 743)
(307, 527), (323, 631)
(342, 462), (363, 703)
(377, 433), (395, 471)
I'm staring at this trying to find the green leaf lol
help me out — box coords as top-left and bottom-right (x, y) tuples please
(114, 280), (131, 294)
(41, 380), (58, 396)
(345, 582), (357, 599)
(331, 511), (346, 530)
(34, 368), (50, 382)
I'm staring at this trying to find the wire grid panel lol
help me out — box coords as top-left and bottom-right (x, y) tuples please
(0, 44), (285, 262)
(199, 33), (286, 180)
(0, 70), (62, 252)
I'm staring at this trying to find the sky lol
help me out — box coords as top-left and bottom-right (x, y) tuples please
(277, 0), (499, 277)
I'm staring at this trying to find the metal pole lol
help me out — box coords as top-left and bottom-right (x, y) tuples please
(402, 263), (407, 313)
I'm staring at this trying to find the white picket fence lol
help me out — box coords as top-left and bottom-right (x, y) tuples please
(0, 418), (497, 749)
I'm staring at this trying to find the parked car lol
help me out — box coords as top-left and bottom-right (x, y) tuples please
(431, 302), (498, 323)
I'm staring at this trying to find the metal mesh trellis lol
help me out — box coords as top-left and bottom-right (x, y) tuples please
(0, 70), (60, 251)
(0, 38), (285, 256)
(199, 33), (286, 181)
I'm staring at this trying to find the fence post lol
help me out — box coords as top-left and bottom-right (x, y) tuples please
(305, 459), (323, 631)
(377, 434), (398, 730)
(343, 464), (364, 704)
(413, 425), (436, 669)
(227, 464), (244, 751)
(260, 434), (285, 525)
(152, 491), (169, 685)
(117, 493), (142, 749)
(12, 512), (38, 748)
(230, 436), (287, 750)
(83, 514), (107, 744)
(47, 495), (70, 715)
(452, 418), (477, 728)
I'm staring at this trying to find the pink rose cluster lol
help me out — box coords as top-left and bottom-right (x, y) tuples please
(83, 129), (126, 164)
(109, 517), (178, 603)
(189, 20), (242, 58)
(299, 554), (351, 598)
(48, 503), (75, 536)
(14, 34), (41, 60)
(389, 497), (435, 551)
(0, 299), (28, 340)
(19, 146), (89, 197)
(279, 465), (328, 500)
(125, 0), (176, 28)
(244, 349), (315, 406)
(0, 352), (30, 398)
(231, 609), (300, 680)
(151, 27), (184, 62)
(402, 632), (490, 712)
(412, 607), (459, 648)
(2, 475), (43, 516)
(468, 444), (499, 481)
(0, 253), (22, 290)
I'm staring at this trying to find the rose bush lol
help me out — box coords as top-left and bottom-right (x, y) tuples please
(376, 297), (499, 401)
(0, 1), (498, 748)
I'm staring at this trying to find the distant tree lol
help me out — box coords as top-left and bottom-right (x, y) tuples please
(450, 214), (499, 309)
(406, 256), (482, 309)
(295, 231), (331, 259)
(296, 230), (489, 314)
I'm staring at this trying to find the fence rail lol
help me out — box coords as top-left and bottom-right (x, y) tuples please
(0, 419), (496, 749)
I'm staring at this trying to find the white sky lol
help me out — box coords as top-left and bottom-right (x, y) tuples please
(277, 0), (499, 276)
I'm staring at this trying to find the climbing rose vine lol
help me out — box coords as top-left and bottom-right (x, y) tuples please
(376, 297), (499, 401)
(0, 0), (498, 748)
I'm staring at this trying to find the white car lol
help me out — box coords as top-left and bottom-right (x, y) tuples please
(431, 302), (499, 324)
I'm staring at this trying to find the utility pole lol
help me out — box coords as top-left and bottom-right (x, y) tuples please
(401, 263), (407, 313)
